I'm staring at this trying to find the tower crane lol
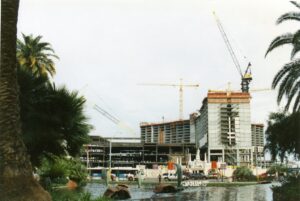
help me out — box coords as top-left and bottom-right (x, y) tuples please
(213, 12), (252, 93)
(93, 104), (137, 169)
(208, 82), (272, 94)
(138, 79), (199, 120)
(93, 104), (136, 136)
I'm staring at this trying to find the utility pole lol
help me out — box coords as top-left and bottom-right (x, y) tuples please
(109, 139), (112, 169)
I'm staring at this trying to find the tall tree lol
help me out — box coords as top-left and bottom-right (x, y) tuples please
(0, 1), (52, 200)
(18, 69), (91, 166)
(265, 1), (300, 112)
(265, 111), (300, 162)
(17, 34), (59, 78)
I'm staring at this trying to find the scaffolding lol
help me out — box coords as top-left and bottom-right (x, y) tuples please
(195, 91), (253, 165)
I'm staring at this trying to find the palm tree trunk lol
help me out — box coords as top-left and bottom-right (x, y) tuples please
(0, 1), (51, 200)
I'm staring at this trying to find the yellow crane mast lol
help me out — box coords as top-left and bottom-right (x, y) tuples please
(138, 79), (199, 120)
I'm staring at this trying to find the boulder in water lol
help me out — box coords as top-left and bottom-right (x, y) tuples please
(154, 184), (177, 193)
(103, 184), (131, 200)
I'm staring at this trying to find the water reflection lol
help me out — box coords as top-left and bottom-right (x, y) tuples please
(85, 183), (273, 201)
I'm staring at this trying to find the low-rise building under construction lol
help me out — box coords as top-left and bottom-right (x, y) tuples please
(81, 135), (196, 177)
(140, 119), (194, 144)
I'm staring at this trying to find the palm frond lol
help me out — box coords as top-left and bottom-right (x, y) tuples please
(17, 34), (58, 78)
(291, 30), (300, 58)
(272, 61), (295, 88)
(265, 33), (293, 57)
(282, 66), (300, 95)
(272, 59), (300, 110)
(294, 93), (300, 112)
(277, 74), (291, 104)
(286, 81), (300, 111)
(291, 1), (300, 9)
(277, 12), (300, 24)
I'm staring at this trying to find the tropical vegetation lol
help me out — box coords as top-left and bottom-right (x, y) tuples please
(265, 111), (300, 162)
(17, 33), (59, 78)
(18, 68), (92, 166)
(39, 155), (88, 187)
(265, 1), (300, 112)
(232, 166), (255, 181)
(265, 2), (300, 201)
(267, 164), (288, 175)
(16, 33), (93, 194)
(1, 2), (91, 199)
(0, 0), (52, 200)
(272, 177), (300, 201)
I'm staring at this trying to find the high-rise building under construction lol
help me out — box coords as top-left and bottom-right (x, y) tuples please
(194, 91), (253, 165)
(251, 123), (265, 166)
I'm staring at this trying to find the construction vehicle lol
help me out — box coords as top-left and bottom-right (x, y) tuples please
(213, 12), (252, 93)
(138, 79), (199, 120)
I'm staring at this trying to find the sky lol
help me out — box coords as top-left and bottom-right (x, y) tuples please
(17, 0), (297, 138)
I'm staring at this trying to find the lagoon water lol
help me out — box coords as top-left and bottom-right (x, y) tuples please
(85, 183), (274, 201)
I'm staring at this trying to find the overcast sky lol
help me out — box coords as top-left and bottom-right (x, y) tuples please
(17, 0), (296, 138)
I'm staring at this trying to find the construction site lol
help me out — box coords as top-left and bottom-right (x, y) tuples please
(80, 12), (268, 178)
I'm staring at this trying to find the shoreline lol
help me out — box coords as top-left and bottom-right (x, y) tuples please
(87, 179), (260, 187)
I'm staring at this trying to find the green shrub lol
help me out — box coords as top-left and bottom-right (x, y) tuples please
(273, 176), (300, 201)
(68, 159), (88, 185)
(39, 155), (69, 179)
(39, 154), (88, 186)
(267, 164), (288, 175)
(232, 166), (256, 181)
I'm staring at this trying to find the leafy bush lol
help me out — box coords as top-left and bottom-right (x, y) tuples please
(39, 154), (88, 186)
(267, 164), (287, 175)
(273, 176), (300, 201)
(39, 156), (69, 179)
(68, 158), (88, 184)
(232, 166), (256, 181)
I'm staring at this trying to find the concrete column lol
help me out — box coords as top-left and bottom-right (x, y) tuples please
(236, 149), (240, 166)
(250, 149), (253, 166)
(196, 148), (200, 161)
(222, 149), (225, 162)
(155, 144), (158, 162)
(208, 149), (210, 163)
(142, 145), (145, 162)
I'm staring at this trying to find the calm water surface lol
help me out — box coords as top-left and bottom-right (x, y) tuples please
(85, 183), (274, 201)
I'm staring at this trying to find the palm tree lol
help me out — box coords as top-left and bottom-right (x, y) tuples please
(18, 69), (91, 166)
(0, 1), (51, 200)
(265, 1), (300, 112)
(17, 34), (59, 78)
(265, 111), (300, 161)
